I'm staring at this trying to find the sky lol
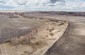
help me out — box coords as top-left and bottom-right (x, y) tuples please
(0, 0), (85, 11)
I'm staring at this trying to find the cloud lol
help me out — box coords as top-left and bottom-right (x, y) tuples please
(50, 0), (59, 3)
(0, 1), (6, 4)
(50, 0), (65, 4)
(0, 0), (85, 11)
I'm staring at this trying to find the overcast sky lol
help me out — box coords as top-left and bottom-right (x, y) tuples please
(0, 0), (85, 11)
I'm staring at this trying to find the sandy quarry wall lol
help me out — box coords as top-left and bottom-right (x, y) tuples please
(0, 19), (68, 55)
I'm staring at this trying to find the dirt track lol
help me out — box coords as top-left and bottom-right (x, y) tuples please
(0, 12), (85, 55)
(13, 13), (85, 55)
(39, 15), (85, 55)
(27, 13), (85, 55)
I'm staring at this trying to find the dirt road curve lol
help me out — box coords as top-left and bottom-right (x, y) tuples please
(37, 15), (85, 55)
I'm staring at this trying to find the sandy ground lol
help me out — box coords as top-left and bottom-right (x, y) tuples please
(0, 16), (68, 55)
(28, 13), (85, 55)
(1, 12), (85, 55)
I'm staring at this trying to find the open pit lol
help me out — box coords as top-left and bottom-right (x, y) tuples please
(0, 14), (68, 55)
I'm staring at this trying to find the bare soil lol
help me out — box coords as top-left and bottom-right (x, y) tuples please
(0, 13), (68, 55)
